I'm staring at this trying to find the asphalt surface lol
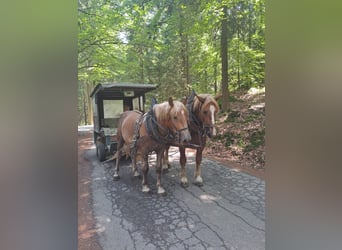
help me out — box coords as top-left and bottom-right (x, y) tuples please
(85, 145), (265, 250)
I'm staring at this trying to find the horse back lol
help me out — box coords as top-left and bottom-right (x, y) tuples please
(117, 110), (142, 143)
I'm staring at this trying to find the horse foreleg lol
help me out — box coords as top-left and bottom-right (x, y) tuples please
(179, 147), (188, 187)
(156, 150), (166, 195)
(141, 156), (150, 193)
(193, 148), (204, 186)
(162, 147), (170, 171)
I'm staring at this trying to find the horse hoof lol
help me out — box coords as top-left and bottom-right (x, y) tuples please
(133, 171), (140, 177)
(193, 176), (203, 186)
(181, 182), (189, 188)
(157, 186), (166, 195)
(193, 182), (203, 187)
(142, 185), (150, 193)
(113, 174), (120, 181)
(180, 177), (188, 188)
(162, 165), (170, 172)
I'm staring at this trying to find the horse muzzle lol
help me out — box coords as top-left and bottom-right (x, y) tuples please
(178, 127), (191, 144)
(204, 125), (216, 138)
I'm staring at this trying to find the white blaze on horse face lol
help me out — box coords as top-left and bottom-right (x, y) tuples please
(209, 104), (216, 136)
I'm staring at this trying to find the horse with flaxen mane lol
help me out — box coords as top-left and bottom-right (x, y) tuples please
(163, 90), (220, 187)
(113, 97), (191, 195)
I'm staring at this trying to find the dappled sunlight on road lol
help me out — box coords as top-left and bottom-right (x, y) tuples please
(143, 147), (198, 168)
(199, 194), (221, 203)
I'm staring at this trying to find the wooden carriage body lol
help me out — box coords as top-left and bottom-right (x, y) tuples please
(90, 83), (156, 161)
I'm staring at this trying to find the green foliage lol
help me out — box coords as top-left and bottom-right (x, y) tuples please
(226, 110), (240, 122)
(244, 113), (259, 123)
(78, 0), (265, 123)
(244, 129), (265, 152)
(213, 132), (235, 147)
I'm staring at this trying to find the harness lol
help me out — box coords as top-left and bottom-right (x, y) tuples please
(130, 99), (188, 153)
(187, 90), (215, 147)
(145, 109), (177, 144)
(130, 111), (145, 158)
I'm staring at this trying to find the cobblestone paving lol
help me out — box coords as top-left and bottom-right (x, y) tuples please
(88, 148), (265, 250)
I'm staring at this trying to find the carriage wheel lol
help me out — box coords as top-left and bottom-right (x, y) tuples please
(96, 142), (106, 162)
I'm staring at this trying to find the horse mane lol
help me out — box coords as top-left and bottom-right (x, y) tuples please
(153, 100), (187, 122)
(193, 94), (219, 113)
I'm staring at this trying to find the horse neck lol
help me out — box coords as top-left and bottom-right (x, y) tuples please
(153, 105), (171, 135)
(190, 101), (203, 126)
(192, 95), (217, 122)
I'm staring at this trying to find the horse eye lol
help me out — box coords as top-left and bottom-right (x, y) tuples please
(203, 111), (208, 114)
(173, 116), (177, 120)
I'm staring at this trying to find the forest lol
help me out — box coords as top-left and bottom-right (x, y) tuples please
(78, 0), (265, 170)
(78, 0), (265, 124)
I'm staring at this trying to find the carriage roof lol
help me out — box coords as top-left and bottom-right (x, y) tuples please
(90, 83), (157, 99)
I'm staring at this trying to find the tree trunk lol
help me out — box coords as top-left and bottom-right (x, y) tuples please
(86, 82), (93, 125)
(185, 35), (190, 89)
(221, 5), (229, 112)
(214, 62), (217, 94)
(179, 2), (189, 93)
(140, 48), (144, 82)
(83, 90), (87, 125)
(237, 29), (240, 89)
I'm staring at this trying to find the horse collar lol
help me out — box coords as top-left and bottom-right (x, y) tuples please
(145, 109), (175, 144)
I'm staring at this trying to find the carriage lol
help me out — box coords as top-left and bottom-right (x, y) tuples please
(90, 83), (156, 161)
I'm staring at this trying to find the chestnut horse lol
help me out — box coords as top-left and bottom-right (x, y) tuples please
(113, 97), (191, 194)
(163, 90), (220, 187)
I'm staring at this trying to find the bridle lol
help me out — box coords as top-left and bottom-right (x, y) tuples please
(189, 97), (214, 136)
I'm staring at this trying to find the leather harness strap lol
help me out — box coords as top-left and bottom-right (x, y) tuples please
(130, 111), (145, 157)
(145, 109), (176, 144)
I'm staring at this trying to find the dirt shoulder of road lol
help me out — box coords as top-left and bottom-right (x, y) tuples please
(183, 147), (265, 180)
(203, 88), (265, 177)
(78, 133), (102, 250)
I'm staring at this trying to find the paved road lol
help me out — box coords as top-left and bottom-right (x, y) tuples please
(85, 146), (265, 250)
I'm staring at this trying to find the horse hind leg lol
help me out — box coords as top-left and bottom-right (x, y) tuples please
(193, 148), (203, 186)
(113, 137), (124, 180)
(113, 152), (120, 180)
(179, 147), (189, 188)
(156, 150), (166, 195)
(162, 147), (171, 172)
(131, 157), (140, 177)
(141, 156), (150, 193)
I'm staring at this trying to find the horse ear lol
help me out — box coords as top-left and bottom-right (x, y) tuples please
(196, 94), (206, 103)
(181, 96), (187, 105)
(168, 97), (174, 107)
(214, 94), (222, 101)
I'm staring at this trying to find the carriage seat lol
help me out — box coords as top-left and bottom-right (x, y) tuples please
(101, 117), (119, 128)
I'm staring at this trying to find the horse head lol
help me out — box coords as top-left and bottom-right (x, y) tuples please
(154, 97), (191, 144)
(193, 94), (220, 138)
